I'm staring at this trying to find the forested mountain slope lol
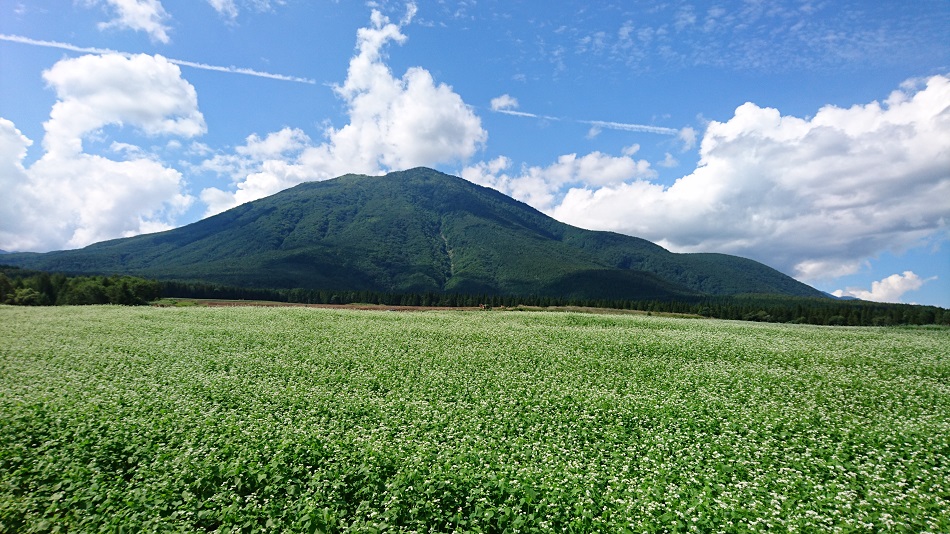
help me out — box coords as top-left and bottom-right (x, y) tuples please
(2, 168), (826, 300)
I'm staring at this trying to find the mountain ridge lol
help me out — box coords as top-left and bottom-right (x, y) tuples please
(1, 168), (826, 300)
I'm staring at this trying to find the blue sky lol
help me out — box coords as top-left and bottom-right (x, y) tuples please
(1, 0), (948, 307)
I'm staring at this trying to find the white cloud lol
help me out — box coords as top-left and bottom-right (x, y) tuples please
(205, 0), (287, 20)
(41, 53), (205, 156)
(400, 1), (418, 26)
(0, 119), (30, 180)
(0, 53), (203, 252)
(488, 102), (684, 135)
(207, 0), (238, 20)
(547, 74), (950, 280)
(833, 271), (935, 303)
(199, 128), (318, 215)
(0, 119), (34, 251)
(674, 6), (697, 31)
(495, 108), (548, 119)
(553, 3), (944, 75)
(208, 0), (238, 21)
(462, 151), (656, 211)
(237, 128), (311, 160)
(678, 126), (697, 150)
(90, 0), (172, 43)
(491, 94), (519, 111)
(27, 153), (193, 248)
(621, 144), (640, 157)
(109, 141), (147, 157)
(657, 152), (678, 167)
(579, 120), (679, 136)
(200, 6), (487, 216)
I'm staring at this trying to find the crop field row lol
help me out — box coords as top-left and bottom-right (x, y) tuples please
(1, 306), (948, 532)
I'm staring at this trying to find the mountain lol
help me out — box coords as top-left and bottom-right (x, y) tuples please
(824, 291), (861, 301)
(1, 168), (825, 300)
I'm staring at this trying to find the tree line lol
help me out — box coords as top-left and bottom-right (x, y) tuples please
(3, 266), (947, 326)
(0, 267), (160, 306)
(161, 280), (949, 327)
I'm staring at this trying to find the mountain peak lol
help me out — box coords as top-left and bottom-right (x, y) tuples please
(1, 168), (825, 300)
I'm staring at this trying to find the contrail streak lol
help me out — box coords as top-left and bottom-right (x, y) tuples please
(580, 120), (679, 136)
(494, 109), (562, 121)
(0, 34), (317, 85)
(491, 105), (679, 136)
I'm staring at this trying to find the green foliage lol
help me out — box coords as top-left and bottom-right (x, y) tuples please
(1, 307), (948, 531)
(0, 267), (159, 306)
(0, 274), (12, 303)
(11, 287), (44, 305)
(0, 168), (824, 300)
(156, 280), (950, 326)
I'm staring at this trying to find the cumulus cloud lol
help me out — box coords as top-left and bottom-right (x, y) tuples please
(461, 151), (656, 211)
(0, 53), (203, 252)
(678, 126), (697, 150)
(88, 0), (172, 43)
(199, 127), (317, 215)
(833, 271), (935, 303)
(199, 6), (486, 216)
(491, 94), (519, 111)
(546, 74), (950, 280)
(41, 53), (205, 155)
(0, 120), (34, 250)
(27, 153), (193, 248)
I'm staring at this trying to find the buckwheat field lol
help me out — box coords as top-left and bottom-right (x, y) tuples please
(1, 306), (947, 532)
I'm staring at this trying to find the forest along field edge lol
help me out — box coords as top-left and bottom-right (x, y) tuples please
(1, 305), (948, 532)
(2, 266), (948, 326)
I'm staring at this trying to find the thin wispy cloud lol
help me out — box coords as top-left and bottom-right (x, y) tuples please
(167, 58), (314, 84)
(552, 2), (947, 74)
(490, 103), (678, 136)
(490, 94), (560, 121)
(0, 34), (316, 84)
(94, 0), (171, 44)
(580, 120), (679, 136)
(494, 109), (560, 120)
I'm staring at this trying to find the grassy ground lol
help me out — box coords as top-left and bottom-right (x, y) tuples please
(1, 305), (948, 532)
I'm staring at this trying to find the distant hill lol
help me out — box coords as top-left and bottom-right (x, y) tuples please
(823, 291), (861, 301)
(1, 168), (826, 300)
